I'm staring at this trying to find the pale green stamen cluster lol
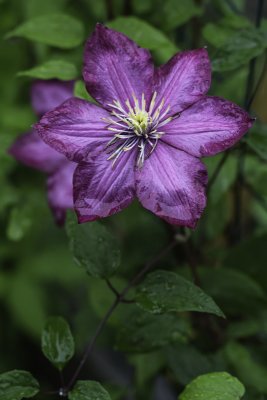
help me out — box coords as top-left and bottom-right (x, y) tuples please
(103, 92), (173, 168)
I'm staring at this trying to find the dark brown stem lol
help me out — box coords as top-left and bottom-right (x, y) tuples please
(207, 152), (229, 194)
(105, 278), (120, 297)
(66, 238), (177, 391)
(184, 239), (201, 286)
(232, 0), (264, 242)
(105, 0), (114, 20)
(66, 297), (119, 391)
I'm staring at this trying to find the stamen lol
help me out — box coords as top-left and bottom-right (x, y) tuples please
(104, 91), (176, 168)
(149, 91), (157, 114)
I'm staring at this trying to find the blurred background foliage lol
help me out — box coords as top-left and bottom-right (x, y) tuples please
(2, 0), (267, 399)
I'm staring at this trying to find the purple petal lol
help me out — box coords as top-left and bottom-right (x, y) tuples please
(83, 24), (154, 109)
(47, 161), (75, 225)
(74, 150), (136, 223)
(31, 80), (74, 117)
(162, 96), (254, 157)
(35, 97), (112, 163)
(9, 131), (65, 173)
(153, 49), (211, 116)
(136, 143), (207, 228)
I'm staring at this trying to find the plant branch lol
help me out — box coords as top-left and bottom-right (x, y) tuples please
(66, 238), (177, 391)
(105, 0), (114, 20)
(232, 0), (264, 242)
(184, 239), (201, 286)
(207, 151), (229, 194)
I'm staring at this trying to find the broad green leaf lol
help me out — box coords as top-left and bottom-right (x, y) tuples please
(202, 16), (251, 47)
(196, 267), (266, 315)
(107, 16), (175, 50)
(0, 370), (39, 400)
(223, 233), (267, 290)
(135, 270), (224, 317)
(6, 14), (84, 49)
(23, 0), (68, 18)
(179, 372), (245, 400)
(246, 124), (267, 160)
(152, 0), (202, 31)
(116, 306), (191, 353)
(66, 213), (120, 278)
(225, 342), (267, 394)
(74, 80), (95, 103)
(212, 28), (266, 72)
(153, 41), (178, 64)
(41, 316), (75, 370)
(204, 154), (237, 204)
(18, 60), (78, 80)
(69, 381), (111, 400)
(227, 318), (263, 339)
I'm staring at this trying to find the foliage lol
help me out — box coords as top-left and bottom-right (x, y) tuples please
(1, 0), (267, 399)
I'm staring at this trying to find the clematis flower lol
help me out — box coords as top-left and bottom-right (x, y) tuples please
(9, 80), (76, 225)
(36, 24), (254, 228)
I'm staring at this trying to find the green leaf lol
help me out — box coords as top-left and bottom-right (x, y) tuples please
(225, 342), (267, 394)
(246, 123), (267, 161)
(7, 206), (32, 241)
(68, 381), (111, 400)
(18, 60), (78, 80)
(179, 372), (245, 400)
(0, 370), (39, 400)
(153, 0), (202, 31)
(6, 14), (84, 49)
(23, 0), (68, 18)
(202, 16), (251, 48)
(116, 306), (191, 353)
(107, 16), (175, 50)
(223, 233), (267, 290)
(212, 28), (266, 72)
(135, 270), (225, 317)
(204, 154), (237, 204)
(66, 213), (120, 278)
(74, 80), (95, 103)
(41, 316), (75, 370)
(196, 267), (266, 316)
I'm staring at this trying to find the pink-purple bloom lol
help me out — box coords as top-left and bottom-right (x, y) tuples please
(9, 80), (76, 225)
(36, 24), (253, 228)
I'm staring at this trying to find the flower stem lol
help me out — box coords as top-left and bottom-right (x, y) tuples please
(66, 238), (177, 392)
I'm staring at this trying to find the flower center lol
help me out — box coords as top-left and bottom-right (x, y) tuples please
(103, 92), (172, 169)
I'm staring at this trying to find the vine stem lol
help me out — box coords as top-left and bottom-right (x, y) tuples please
(207, 0), (265, 196)
(233, 0), (264, 242)
(206, 151), (229, 194)
(66, 238), (177, 391)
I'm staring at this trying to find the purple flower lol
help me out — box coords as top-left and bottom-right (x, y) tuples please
(9, 80), (76, 225)
(36, 24), (254, 228)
